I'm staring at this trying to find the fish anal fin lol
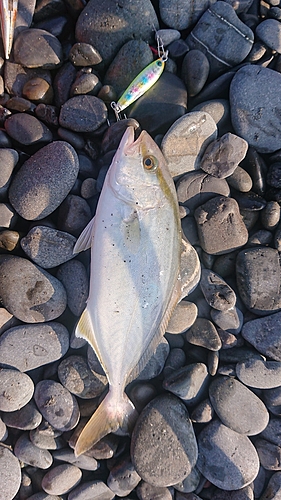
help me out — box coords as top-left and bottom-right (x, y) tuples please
(73, 216), (95, 254)
(75, 308), (105, 372)
(74, 389), (138, 457)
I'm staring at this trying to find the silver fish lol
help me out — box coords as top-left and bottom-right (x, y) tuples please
(73, 126), (182, 456)
(0, 0), (18, 59)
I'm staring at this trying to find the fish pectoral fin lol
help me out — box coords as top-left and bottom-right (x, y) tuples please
(73, 216), (95, 254)
(74, 390), (138, 457)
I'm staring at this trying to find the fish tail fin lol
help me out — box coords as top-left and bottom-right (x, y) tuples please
(74, 389), (138, 457)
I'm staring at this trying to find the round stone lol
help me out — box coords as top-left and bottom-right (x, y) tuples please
(52, 449), (99, 471)
(56, 260), (89, 316)
(0, 447), (21, 500)
(0, 148), (18, 198)
(200, 133), (248, 178)
(163, 363), (209, 405)
(241, 311), (281, 361)
(68, 480), (115, 500)
(181, 50), (210, 97)
(42, 464), (82, 495)
(227, 166), (253, 192)
(14, 432), (53, 469)
(166, 301), (197, 334)
(107, 456), (141, 496)
(59, 95), (107, 133)
(4, 113), (52, 146)
(69, 43), (102, 66)
(0, 368), (34, 412)
(1, 400), (42, 430)
(13, 28), (63, 68)
(22, 77), (54, 104)
(256, 19), (281, 53)
(236, 358), (281, 389)
(58, 355), (107, 399)
(200, 269), (236, 311)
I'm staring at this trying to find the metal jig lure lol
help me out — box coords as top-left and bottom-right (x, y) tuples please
(111, 34), (168, 121)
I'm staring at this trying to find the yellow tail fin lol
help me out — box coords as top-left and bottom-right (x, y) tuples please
(74, 389), (138, 457)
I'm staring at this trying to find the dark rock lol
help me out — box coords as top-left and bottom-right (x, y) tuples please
(59, 95), (107, 132)
(22, 77), (54, 104)
(29, 421), (65, 450)
(4, 61), (52, 97)
(69, 42), (102, 66)
(242, 311), (281, 361)
(256, 19), (281, 53)
(210, 306), (243, 334)
(57, 195), (92, 237)
(255, 438), (281, 470)
(200, 133), (248, 178)
(53, 448), (99, 471)
(181, 50), (209, 97)
(4, 113), (52, 146)
(186, 318), (222, 351)
(58, 355), (107, 399)
(70, 71), (102, 97)
(166, 300), (197, 334)
(53, 61), (77, 107)
(200, 269), (236, 311)
(1, 399), (42, 430)
(56, 260), (88, 316)
(13, 28), (63, 69)
(163, 363), (209, 405)
(107, 455), (141, 496)
(227, 166), (253, 192)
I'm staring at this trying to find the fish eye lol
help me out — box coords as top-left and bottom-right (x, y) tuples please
(143, 155), (158, 172)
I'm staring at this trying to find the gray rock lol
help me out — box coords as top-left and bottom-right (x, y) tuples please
(156, 29), (181, 46)
(186, 318), (222, 351)
(56, 260), (88, 316)
(191, 99), (231, 136)
(57, 195), (92, 237)
(236, 358), (281, 389)
(181, 50), (210, 97)
(68, 43), (102, 67)
(247, 229), (272, 247)
(160, 0), (213, 29)
(241, 312), (281, 361)
(197, 420), (259, 490)
(176, 171), (230, 213)
(42, 464), (82, 495)
(21, 226), (77, 268)
(230, 65), (281, 153)
(194, 196), (248, 255)
(200, 133), (248, 178)
(166, 300), (197, 334)
(163, 363), (209, 405)
(173, 466), (201, 493)
(0, 447), (21, 500)
(0, 256), (67, 322)
(4, 62), (51, 97)
(191, 398), (214, 423)
(163, 348), (186, 378)
(262, 201), (281, 231)
(131, 394), (198, 486)
(209, 376), (269, 435)
(34, 380), (80, 431)
(1, 399), (42, 430)
(0, 203), (17, 229)
(161, 111), (217, 176)
(58, 355), (107, 399)
(227, 166), (253, 192)
(29, 421), (65, 450)
(0, 321), (69, 371)
(13, 28), (63, 68)
(236, 248), (281, 314)
(68, 480), (115, 500)
(0, 417), (7, 441)
(137, 338), (170, 381)
(267, 162), (281, 188)
(260, 418), (281, 447)
(256, 19), (281, 53)
(211, 306), (243, 334)
(0, 368), (34, 411)
(213, 251), (238, 278)
(259, 472), (281, 500)
(128, 383), (157, 414)
(200, 269), (236, 311)
(211, 486), (254, 499)
(255, 438), (281, 470)
(137, 481), (174, 499)
(107, 455), (141, 496)
(52, 448), (99, 471)
(14, 432), (53, 469)
(9, 141), (79, 220)
(0, 149), (19, 198)
(59, 96), (107, 133)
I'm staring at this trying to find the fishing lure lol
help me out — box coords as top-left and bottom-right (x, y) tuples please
(111, 35), (168, 120)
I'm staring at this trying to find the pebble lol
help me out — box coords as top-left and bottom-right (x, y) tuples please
(52, 448), (99, 471)
(210, 306), (243, 334)
(166, 300), (197, 334)
(0, 202), (17, 229)
(56, 260), (88, 316)
(0, 417), (7, 441)
(163, 363), (209, 405)
(57, 194), (92, 237)
(200, 133), (248, 179)
(13, 28), (63, 68)
(42, 464), (82, 495)
(194, 196), (248, 255)
(1, 399), (42, 430)
(0, 256), (67, 322)
(0, 447), (21, 500)
(0, 368), (34, 411)
(161, 111), (217, 176)
(255, 438), (281, 470)
(22, 77), (54, 104)
(21, 226), (77, 268)
(174, 466), (201, 493)
(34, 380), (80, 431)
(179, 239), (201, 300)
(227, 166), (253, 192)
(242, 311), (281, 361)
(5, 113), (52, 146)
(9, 141), (79, 220)
(0, 229), (19, 251)
(70, 71), (102, 97)
(14, 432), (53, 469)
(137, 338), (170, 381)
(68, 480), (115, 500)
(236, 247), (281, 314)
(191, 99), (231, 136)
(107, 455), (141, 496)
(159, 0), (204, 29)
(59, 95), (107, 132)
(163, 348), (186, 378)
(0, 321), (69, 371)
(181, 50), (210, 97)
(256, 18), (281, 52)
(176, 171), (230, 213)
(200, 269), (236, 311)
(197, 420), (260, 490)
(191, 398), (214, 423)
(68, 42), (102, 67)
(131, 394), (198, 486)
(186, 318), (222, 351)
(29, 421), (65, 450)
(137, 481), (174, 499)
(259, 472), (281, 500)
(58, 355), (107, 398)
(0, 148), (19, 198)
(230, 65), (281, 153)
(209, 376), (269, 435)
(156, 29), (181, 46)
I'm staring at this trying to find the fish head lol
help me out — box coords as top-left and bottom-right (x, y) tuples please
(108, 126), (173, 209)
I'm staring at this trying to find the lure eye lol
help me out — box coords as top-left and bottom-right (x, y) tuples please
(143, 155), (158, 172)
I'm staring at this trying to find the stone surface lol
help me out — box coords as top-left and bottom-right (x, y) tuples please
(181, 50), (210, 97)
(59, 95), (108, 132)
(186, 317), (222, 351)
(69, 43), (102, 67)
(56, 260), (89, 316)
(68, 480), (115, 500)
(241, 312), (281, 361)
(5, 113), (52, 146)
(0, 368), (34, 411)
(14, 28), (63, 68)
(256, 19), (281, 53)
(200, 269), (236, 311)
(163, 363), (209, 405)
(0, 149), (19, 198)
(1, 399), (42, 430)
(14, 432), (53, 469)
(176, 171), (230, 213)
(236, 358), (281, 389)
(53, 448), (99, 471)
(166, 300), (197, 334)
(200, 133), (248, 178)
(0, 447), (21, 500)
(107, 455), (141, 496)
(42, 464), (82, 495)
(58, 355), (107, 399)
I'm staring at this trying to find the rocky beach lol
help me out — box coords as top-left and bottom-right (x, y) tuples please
(1, 0), (281, 498)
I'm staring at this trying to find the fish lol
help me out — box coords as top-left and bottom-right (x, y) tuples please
(73, 126), (182, 456)
(0, 0), (18, 59)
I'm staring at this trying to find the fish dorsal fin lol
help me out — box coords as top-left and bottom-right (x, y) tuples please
(127, 272), (182, 383)
(73, 216), (95, 254)
(76, 307), (106, 375)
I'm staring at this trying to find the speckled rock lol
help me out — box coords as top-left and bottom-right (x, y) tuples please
(0, 447), (21, 500)
(13, 28), (63, 69)
(59, 95), (107, 132)
(200, 269), (236, 311)
(0, 368), (34, 411)
(200, 133), (248, 178)
(14, 432), (53, 469)
(68, 480), (115, 500)
(236, 358), (281, 389)
(53, 448), (99, 471)
(173, 466), (201, 494)
(211, 306), (243, 334)
(159, 0), (211, 29)
(241, 311), (281, 361)
(1, 399), (42, 430)
(131, 394), (198, 487)
(29, 421), (65, 450)
(0, 149), (19, 198)
(42, 464), (82, 495)
(260, 418), (281, 447)
(186, 317), (222, 351)
(107, 455), (141, 496)
(56, 260), (88, 316)
(166, 301), (197, 334)
(255, 438), (281, 471)
(181, 50), (210, 97)
(4, 113), (52, 146)
(9, 141), (79, 220)
(163, 363), (209, 405)
(58, 355), (107, 399)
(137, 481), (174, 499)
(176, 171), (230, 213)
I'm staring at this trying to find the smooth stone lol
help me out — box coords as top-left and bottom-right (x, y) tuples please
(14, 432), (53, 469)
(200, 133), (248, 178)
(176, 171), (230, 213)
(211, 485), (254, 499)
(128, 383), (157, 414)
(53, 448), (98, 471)
(75, 0), (158, 67)
(259, 472), (281, 500)
(137, 338), (170, 381)
(42, 464), (82, 495)
(81, 178), (97, 199)
(131, 394), (198, 487)
(186, 2), (254, 77)
(174, 467), (201, 493)
(34, 380), (80, 431)
(34, 15), (69, 38)
(25, 495), (63, 500)
(21, 226), (77, 268)
(0, 321), (69, 371)
(69, 42), (102, 66)
(58, 355), (107, 399)
(260, 418), (281, 447)
(219, 346), (264, 364)
(181, 50), (209, 97)
(29, 421), (65, 450)
(227, 166), (253, 192)
(166, 300), (197, 334)
(243, 147), (267, 196)
(161, 111), (217, 176)
(35, 103), (59, 127)
(54, 61), (77, 107)
(179, 238), (201, 300)
(237, 358), (281, 389)
(255, 438), (281, 470)
(230, 66), (281, 153)
(68, 480), (115, 500)
(256, 19), (281, 52)
(70, 71), (102, 97)
(186, 318), (222, 351)
(231, 190), (266, 211)
(5, 113), (52, 146)
(240, 209), (259, 230)
(57, 129), (85, 152)
(0, 229), (20, 251)
(213, 251), (238, 278)
(1, 399), (42, 430)
(200, 269), (236, 311)
(57, 195), (92, 237)
(209, 376), (269, 435)
(191, 99), (231, 136)
(236, 248), (281, 314)
(128, 72), (187, 136)
(0, 149), (19, 198)
(156, 29), (181, 46)
(0, 203), (17, 229)
(22, 77), (54, 104)
(267, 162), (281, 189)
(0, 256), (67, 322)
(197, 420), (260, 490)
(191, 398), (214, 423)
(137, 482), (173, 499)
(56, 260), (88, 316)
(4, 61), (52, 97)
(0, 417), (7, 441)
(107, 455), (141, 496)
(0, 308), (17, 335)
(159, 0), (210, 29)
(163, 363), (209, 405)
(181, 215), (199, 246)
(211, 306), (243, 334)
(0, 447), (21, 500)
(275, 225), (281, 251)
(0, 368), (34, 411)
(194, 196), (248, 255)
(163, 348), (186, 378)
(6, 96), (36, 113)
(101, 118), (140, 155)
(14, 28), (63, 68)
(242, 311), (281, 361)
(9, 141), (79, 220)
(59, 95), (107, 132)
(247, 229), (272, 246)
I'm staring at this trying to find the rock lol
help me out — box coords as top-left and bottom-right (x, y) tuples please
(0, 447), (21, 500)
(209, 376), (269, 435)
(197, 420), (260, 490)
(0, 203), (17, 229)
(0, 368), (34, 411)
(186, 318), (222, 351)
(263, 387), (281, 416)
(191, 99), (231, 136)
(56, 260), (89, 316)
(227, 166), (253, 192)
(260, 418), (281, 447)
(13, 28), (63, 68)
(191, 398), (214, 423)
(20, 226), (77, 268)
(256, 19), (281, 53)
(137, 338), (170, 381)
(267, 162), (281, 188)
(159, 0), (211, 29)
(0, 230), (20, 252)
(70, 71), (102, 97)
(9, 141), (79, 220)
(69, 43), (102, 67)
(236, 247), (281, 315)
(137, 481), (174, 499)
(0, 417), (7, 441)
(0, 322), (69, 371)
(58, 355), (107, 399)
(0, 256), (67, 322)
(68, 480), (115, 500)
(255, 438), (281, 470)
(42, 464), (82, 495)
(156, 29), (181, 46)
(161, 111), (217, 176)
(173, 466), (201, 493)
(210, 306), (243, 334)
(259, 472), (281, 500)
(181, 50), (210, 97)
(128, 383), (157, 414)
(52, 448), (99, 471)
(59, 95), (107, 132)
(194, 196), (248, 255)
(230, 65), (281, 153)
(163, 348), (186, 378)
(1, 399), (42, 430)
(200, 133), (248, 178)
(29, 421), (65, 450)
(166, 300), (197, 334)
(22, 77), (54, 104)
(107, 455), (141, 496)
(176, 171), (230, 213)
(0, 148), (19, 198)
(163, 363), (209, 405)
(57, 195), (92, 237)
(34, 380), (80, 431)
(14, 432), (53, 469)
(241, 312), (281, 361)
(131, 394), (198, 486)
(200, 269), (236, 311)
(4, 113), (52, 146)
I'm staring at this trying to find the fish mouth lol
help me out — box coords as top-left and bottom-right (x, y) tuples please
(123, 127), (153, 159)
